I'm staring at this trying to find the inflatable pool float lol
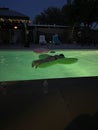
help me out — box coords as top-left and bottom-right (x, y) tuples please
(33, 48), (49, 53)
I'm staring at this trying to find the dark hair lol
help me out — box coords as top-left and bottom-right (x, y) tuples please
(59, 54), (64, 57)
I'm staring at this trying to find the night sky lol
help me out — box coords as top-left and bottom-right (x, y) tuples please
(0, 0), (66, 19)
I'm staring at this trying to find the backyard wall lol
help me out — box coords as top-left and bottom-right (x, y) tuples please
(32, 26), (73, 44)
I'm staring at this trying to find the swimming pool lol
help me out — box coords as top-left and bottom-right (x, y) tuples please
(0, 49), (98, 82)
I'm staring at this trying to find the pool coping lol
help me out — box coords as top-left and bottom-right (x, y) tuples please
(1, 43), (98, 50)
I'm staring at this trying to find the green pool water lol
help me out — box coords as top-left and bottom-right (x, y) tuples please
(0, 50), (98, 82)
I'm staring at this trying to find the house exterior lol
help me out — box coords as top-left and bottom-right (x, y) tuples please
(0, 7), (30, 46)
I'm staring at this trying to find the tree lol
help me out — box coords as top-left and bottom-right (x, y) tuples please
(34, 0), (98, 29)
(34, 7), (62, 25)
(61, 4), (75, 26)
(72, 0), (98, 28)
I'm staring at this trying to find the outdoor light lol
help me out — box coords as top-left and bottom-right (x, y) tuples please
(14, 26), (18, 29)
(8, 19), (12, 22)
(0, 18), (4, 22)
